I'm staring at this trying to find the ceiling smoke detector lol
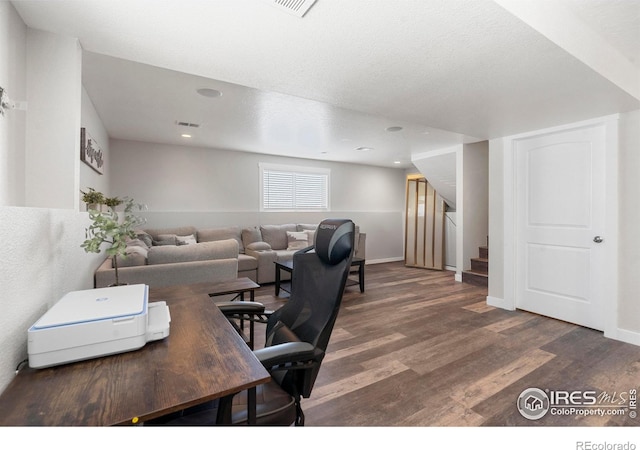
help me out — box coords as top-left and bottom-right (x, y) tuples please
(196, 88), (222, 98)
(176, 121), (200, 128)
(264, 0), (317, 17)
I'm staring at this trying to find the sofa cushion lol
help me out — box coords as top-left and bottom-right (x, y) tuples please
(145, 226), (198, 241)
(246, 241), (271, 251)
(297, 223), (318, 232)
(198, 227), (244, 253)
(286, 231), (309, 251)
(275, 250), (297, 263)
(116, 245), (148, 267)
(242, 227), (262, 247)
(153, 234), (178, 246)
(238, 254), (258, 272)
(260, 224), (297, 250)
(147, 239), (238, 265)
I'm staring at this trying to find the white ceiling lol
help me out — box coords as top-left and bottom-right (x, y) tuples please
(11, 0), (640, 169)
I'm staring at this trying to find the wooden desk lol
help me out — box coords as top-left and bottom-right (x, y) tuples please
(161, 277), (260, 302)
(0, 287), (270, 426)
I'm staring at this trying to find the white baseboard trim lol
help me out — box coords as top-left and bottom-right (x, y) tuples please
(454, 273), (462, 282)
(608, 327), (640, 347)
(366, 257), (404, 265)
(486, 295), (515, 311)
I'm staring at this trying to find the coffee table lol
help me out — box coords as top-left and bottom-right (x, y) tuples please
(275, 257), (365, 296)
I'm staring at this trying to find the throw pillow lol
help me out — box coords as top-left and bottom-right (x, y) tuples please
(305, 229), (316, 246)
(286, 231), (309, 251)
(135, 230), (153, 248)
(125, 238), (149, 250)
(176, 234), (197, 245)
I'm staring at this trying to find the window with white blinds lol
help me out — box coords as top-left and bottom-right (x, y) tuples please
(260, 164), (330, 211)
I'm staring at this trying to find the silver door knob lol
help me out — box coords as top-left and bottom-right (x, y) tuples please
(593, 236), (604, 243)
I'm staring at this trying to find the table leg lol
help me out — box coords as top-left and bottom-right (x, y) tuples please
(248, 289), (255, 349)
(247, 386), (257, 425)
(359, 262), (365, 293)
(239, 291), (245, 331)
(275, 266), (281, 296)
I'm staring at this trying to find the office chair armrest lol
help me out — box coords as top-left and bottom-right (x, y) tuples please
(216, 301), (265, 314)
(254, 342), (319, 369)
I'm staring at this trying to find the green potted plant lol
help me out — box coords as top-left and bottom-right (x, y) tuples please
(81, 195), (146, 286)
(81, 188), (105, 211)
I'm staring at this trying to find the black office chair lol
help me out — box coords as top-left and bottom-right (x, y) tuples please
(149, 218), (355, 426)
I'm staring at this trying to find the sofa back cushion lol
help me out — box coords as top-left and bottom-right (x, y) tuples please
(115, 245), (148, 267)
(144, 226), (198, 241)
(297, 223), (318, 232)
(260, 224), (297, 250)
(241, 227), (262, 247)
(147, 239), (238, 265)
(198, 226), (244, 253)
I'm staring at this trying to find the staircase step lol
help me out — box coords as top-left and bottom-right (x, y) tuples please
(462, 270), (488, 287)
(471, 257), (488, 273)
(479, 246), (489, 259)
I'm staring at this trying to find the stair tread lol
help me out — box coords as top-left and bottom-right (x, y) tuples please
(464, 269), (488, 277)
(471, 257), (488, 262)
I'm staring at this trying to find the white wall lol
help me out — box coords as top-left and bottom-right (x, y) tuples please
(0, 3), (106, 394)
(0, 1), (26, 206)
(24, 29), (82, 209)
(487, 138), (505, 301)
(109, 139), (406, 262)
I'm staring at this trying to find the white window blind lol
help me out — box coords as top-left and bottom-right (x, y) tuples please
(261, 164), (329, 211)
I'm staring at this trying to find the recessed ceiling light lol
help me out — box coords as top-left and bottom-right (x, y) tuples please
(196, 88), (222, 98)
(181, 134), (192, 138)
(393, 161), (402, 165)
(386, 126), (403, 132)
(355, 146), (373, 152)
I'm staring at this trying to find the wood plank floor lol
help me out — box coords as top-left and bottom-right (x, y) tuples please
(249, 262), (640, 427)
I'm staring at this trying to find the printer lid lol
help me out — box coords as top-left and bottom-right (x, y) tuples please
(31, 284), (148, 330)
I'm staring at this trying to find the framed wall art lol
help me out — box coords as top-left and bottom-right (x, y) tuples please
(80, 127), (104, 174)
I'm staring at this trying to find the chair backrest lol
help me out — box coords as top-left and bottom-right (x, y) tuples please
(265, 219), (355, 398)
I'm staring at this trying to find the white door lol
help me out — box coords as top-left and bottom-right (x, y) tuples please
(515, 124), (606, 330)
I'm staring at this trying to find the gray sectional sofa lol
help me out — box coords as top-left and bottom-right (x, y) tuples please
(94, 223), (366, 288)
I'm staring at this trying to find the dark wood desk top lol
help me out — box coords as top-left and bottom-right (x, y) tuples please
(0, 288), (270, 426)
(152, 277), (259, 298)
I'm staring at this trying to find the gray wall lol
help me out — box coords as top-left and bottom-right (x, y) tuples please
(109, 139), (407, 262)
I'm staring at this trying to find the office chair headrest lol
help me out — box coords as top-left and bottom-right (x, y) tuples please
(314, 219), (354, 265)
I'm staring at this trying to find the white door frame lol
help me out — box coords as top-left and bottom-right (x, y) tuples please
(501, 114), (619, 339)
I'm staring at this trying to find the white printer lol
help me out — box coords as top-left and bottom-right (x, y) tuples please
(28, 284), (170, 369)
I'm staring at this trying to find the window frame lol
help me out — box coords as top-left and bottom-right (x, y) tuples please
(259, 163), (331, 212)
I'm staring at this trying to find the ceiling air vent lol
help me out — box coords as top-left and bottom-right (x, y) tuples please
(176, 121), (200, 128)
(264, 0), (317, 17)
